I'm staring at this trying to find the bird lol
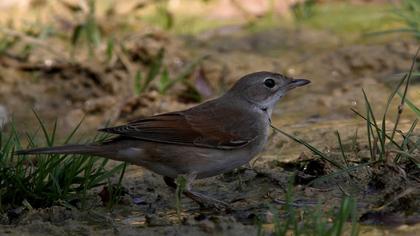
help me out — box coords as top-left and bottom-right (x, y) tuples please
(16, 71), (310, 209)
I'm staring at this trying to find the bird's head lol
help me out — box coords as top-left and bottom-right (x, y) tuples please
(228, 71), (310, 111)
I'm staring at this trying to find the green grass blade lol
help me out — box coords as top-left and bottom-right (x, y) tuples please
(158, 67), (170, 94)
(106, 37), (114, 62)
(397, 91), (420, 117)
(362, 89), (384, 160)
(32, 109), (53, 147)
(64, 116), (85, 144)
(395, 118), (418, 163)
(362, 92), (373, 159)
(392, 150), (420, 167)
(134, 70), (143, 95)
(50, 118), (58, 146)
(366, 28), (420, 37)
(164, 55), (208, 93)
(175, 175), (187, 220)
(351, 109), (403, 150)
(144, 48), (165, 91)
(271, 125), (343, 169)
(390, 47), (420, 142)
(331, 197), (357, 236)
(401, 118), (418, 151)
(336, 131), (349, 167)
(71, 24), (84, 46)
(381, 74), (407, 147)
(86, 163), (125, 188)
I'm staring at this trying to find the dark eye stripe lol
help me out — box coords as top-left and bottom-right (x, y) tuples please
(264, 78), (275, 88)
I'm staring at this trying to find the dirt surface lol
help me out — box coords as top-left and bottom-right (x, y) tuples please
(0, 7), (420, 235)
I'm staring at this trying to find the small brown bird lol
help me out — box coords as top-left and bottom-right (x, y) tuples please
(17, 71), (310, 208)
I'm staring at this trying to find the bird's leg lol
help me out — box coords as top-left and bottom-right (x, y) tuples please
(163, 176), (177, 188)
(163, 175), (230, 210)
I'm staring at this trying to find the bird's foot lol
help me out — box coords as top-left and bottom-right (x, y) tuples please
(184, 190), (230, 210)
(164, 175), (230, 211)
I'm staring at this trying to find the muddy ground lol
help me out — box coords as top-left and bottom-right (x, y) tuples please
(0, 3), (420, 235)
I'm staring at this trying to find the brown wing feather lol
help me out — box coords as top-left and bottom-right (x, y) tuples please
(99, 105), (256, 150)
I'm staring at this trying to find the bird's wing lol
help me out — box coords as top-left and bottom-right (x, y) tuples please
(99, 105), (258, 150)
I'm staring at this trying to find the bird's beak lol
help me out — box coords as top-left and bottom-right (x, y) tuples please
(286, 79), (311, 90)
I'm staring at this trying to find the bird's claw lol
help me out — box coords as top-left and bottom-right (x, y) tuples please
(184, 190), (230, 211)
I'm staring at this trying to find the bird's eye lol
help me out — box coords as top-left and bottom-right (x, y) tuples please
(264, 78), (275, 88)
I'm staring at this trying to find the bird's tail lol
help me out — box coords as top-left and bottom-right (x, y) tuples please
(15, 144), (105, 156)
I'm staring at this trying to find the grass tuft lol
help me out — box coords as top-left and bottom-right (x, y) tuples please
(0, 112), (126, 213)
